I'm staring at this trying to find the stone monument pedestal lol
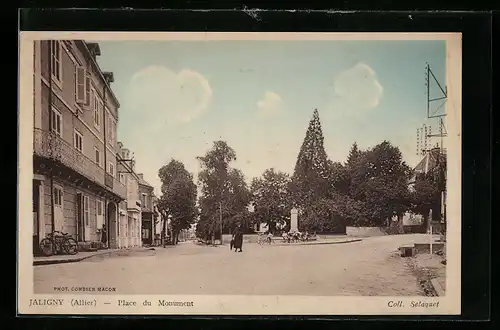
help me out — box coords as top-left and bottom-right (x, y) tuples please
(290, 208), (298, 232)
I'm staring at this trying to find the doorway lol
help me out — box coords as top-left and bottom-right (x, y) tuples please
(141, 218), (152, 245)
(107, 202), (117, 248)
(76, 193), (84, 241)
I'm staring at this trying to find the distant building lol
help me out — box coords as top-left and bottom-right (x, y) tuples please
(32, 40), (125, 254)
(138, 174), (156, 246)
(403, 146), (447, 227)
(116, 143), (142, 248)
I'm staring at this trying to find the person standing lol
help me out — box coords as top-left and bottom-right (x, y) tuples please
(101, 224), (108, 249)
(232, 223), (244, 252)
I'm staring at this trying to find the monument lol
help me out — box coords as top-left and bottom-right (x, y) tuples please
(290, 208), (298, 232)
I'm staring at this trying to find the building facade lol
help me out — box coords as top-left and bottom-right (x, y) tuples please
(138, 175), (156, 246)
(32, 40), (125, 254)
(116, 143), (142, 248)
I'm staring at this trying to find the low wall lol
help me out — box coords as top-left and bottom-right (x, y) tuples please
(404, 224), (426, 234)
(414, 242), (445, 254)
(347, 225), (428, 237)
(221, 234), (320, 244)
(346, 227), (387, 237)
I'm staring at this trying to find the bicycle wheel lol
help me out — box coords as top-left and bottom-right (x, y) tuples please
(63, 237), (79, 255)
(39, 238), (56, 256)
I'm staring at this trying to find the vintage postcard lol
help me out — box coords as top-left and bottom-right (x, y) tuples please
(18, 32), (462, 315)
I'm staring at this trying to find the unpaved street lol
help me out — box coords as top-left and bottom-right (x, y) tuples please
(34, 234), (430, 296)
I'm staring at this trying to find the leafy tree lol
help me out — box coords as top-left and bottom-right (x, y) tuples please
(157, 159), (198, 245)
(250, 168), (292, 234)
(196, 141), (250, 242)
(349, 141), (412, 227)
(300, 193), (367, 233)
(230, 208), (255, 233)
(328, 160), (350, 194)
(410, 154), (447, 231)
(290, 109), (332, 206)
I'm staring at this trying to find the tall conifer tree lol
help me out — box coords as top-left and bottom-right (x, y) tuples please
(346, 142), (361, 168)
(290, 109), (331, 206)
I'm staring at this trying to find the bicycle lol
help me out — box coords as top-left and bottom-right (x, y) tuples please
(256, 233), (266, 245)
(257, 233), (274, 245)
(39, 231), (79, 256)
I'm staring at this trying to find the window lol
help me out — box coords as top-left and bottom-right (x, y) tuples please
(106, 116), (111, 143)
(53, 187), (63, 206)
(75, 67), (91, 107)
(50, 40), (62, 84)
(97, 200), (103, 216)
(51, 107), (62, 136)
(111, 120), (116, 145)
(93, 90), (101, 129)
(83, 196), (90, 226)
(73, 129), (83, 152)
(94, 147), (101, 166)
(119, 173), (125, 183)
(141, 193), (146, 207)
(75, 67), (86, 104)
(108, 162), (115, 177)
(107, 114), (116, 146)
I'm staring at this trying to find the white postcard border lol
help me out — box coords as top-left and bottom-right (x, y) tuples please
(18, 32), (462, 315)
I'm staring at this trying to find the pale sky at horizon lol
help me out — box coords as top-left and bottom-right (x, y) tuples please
(95, 39), (447, 195)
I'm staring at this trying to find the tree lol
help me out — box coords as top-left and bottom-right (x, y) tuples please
(290, 109), (331, 206)
(300, 193), (367, 233)
(349, 141), (412, 228)
(346, 142), (362, 169)
(328, 160), (350, 194)
(410, 154), (447, 232)
(196, 141), (250, 242)
(221, 168), (251, 232)
(410, 173), (438, 231)
(250, 168), (292, 234)
(157, 159), (198, 245)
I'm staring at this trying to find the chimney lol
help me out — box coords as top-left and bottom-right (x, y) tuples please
(138, 173), (144, 180)
(121, 148), (130, 159)
(86, 42), (101, 61)
(103, 71), (115, 84)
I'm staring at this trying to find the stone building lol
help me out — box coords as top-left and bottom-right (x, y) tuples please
(116, 143), (143, 248)
(32, 40), (125, 254)
(138, 174), (156, 246)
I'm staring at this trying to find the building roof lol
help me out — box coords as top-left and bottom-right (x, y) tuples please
(410, 147), (446, 183)
(77, 40), (121, 109)
(413, 148), (446, 175)
(138, 175), (153, 188)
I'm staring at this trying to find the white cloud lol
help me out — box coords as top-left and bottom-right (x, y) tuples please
(256, 91), (283, 118)
(333, 62), (384, 109)
(127, 65), (212, 124)
(120, 65), (213, 193)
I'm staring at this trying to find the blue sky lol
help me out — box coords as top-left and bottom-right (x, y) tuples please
(95, 39), (446, 193)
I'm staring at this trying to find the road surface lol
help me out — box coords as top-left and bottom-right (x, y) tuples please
(34, 234), (429, 296)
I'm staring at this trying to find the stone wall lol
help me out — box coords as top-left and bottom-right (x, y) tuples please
(346, 227), (387, 237)
(347, 225), (427, 237)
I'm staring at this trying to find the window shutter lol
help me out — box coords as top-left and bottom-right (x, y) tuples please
(84, 72), (91, 107)
(75, 67), (86, 103)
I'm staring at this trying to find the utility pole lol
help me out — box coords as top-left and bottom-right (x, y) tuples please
(219, 201), (223, 245)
